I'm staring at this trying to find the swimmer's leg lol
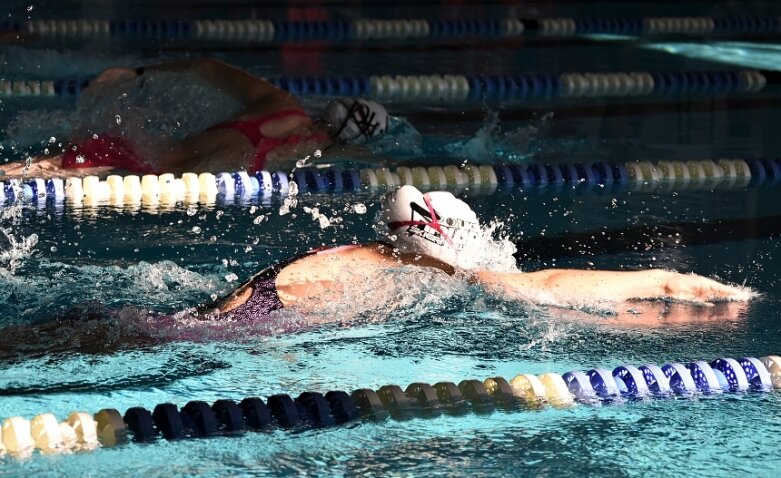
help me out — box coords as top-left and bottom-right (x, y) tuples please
(0, 305), (159, 363)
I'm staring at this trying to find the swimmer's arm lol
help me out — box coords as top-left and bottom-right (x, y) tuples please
(140, 58), (298, 107)
(475, 269), (752, 305)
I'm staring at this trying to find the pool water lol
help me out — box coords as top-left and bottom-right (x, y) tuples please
(2, 0), (781, 476)
(1, 183), (780, 477)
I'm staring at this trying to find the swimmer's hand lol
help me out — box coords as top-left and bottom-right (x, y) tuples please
(661, 271), (754, 305)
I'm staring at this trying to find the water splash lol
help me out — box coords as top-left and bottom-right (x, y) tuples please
(4, 70), (245, 158)
(0, 259), (225, 324)
(0, 203), (38, 275)
(457, 219), (519, 272)
(297, 264), (473, 324)
(368, 110), (553, 164)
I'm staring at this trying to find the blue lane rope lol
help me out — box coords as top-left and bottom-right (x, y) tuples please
(3, 68), (771, 100)
(0, 158), (769, 208)
(2, 354), (779, 457)
(8, 16), (781, 42)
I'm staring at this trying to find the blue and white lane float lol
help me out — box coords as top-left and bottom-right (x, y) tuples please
(1, 355), (779, 459)
(9, 15), (781, 42)
(0, 157), (773, 209)
(4, 69), (769, 101)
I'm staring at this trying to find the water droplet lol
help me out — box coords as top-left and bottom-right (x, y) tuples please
(50, 246), (57, 252)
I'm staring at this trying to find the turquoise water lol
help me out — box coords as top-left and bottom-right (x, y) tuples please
(1, 184), (780, 476)
(3, 1), (781, 475)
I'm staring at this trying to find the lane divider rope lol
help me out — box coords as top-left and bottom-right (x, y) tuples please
(0, 158), (773, 209)
(1, 354), (778, 458)
(4, 16), (781, 42)
(3, 69), (772, 100)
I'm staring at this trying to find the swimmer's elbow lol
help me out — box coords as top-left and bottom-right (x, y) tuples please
(191, 58), (221, 75)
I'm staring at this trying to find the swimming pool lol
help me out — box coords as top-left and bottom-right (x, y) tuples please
(3, 1), (781, 476)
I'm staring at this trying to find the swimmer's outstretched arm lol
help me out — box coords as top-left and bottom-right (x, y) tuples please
(474, 268), (753, 305)
(134, 58), (298, 109)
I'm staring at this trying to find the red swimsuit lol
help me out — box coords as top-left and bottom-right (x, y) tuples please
(208, 108), (329, 174)
(62, 108), (328, 175)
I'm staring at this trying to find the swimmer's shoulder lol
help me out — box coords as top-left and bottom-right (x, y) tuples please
(277, 243), (397, 283)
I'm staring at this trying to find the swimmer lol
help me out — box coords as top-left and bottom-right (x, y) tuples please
(0, 185), (753, 361)
(0, 58), (389, 178)
(211, 185), (753, 320)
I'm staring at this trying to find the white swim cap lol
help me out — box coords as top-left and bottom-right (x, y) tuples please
(323, 98), (389, 143)
(379, 185), (482, 269)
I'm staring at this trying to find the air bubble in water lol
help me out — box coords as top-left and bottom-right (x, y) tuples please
(48, 136), (56, 144)
(75, 154), (86, 164)
(191, 226), (202, 234)
(115, 114), (122, 124)
(288, 181), (299, 196)
(224, 273), (238, 283)
(253, 216), (265, 224)
(353, 203), (367, 214)
(186, 205), (198, 216)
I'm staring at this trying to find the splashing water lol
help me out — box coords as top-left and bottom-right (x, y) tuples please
(0, 259), (225, 324)
(296, 264), (473, 324)
(367, 110), (553, 164)
(0, 204), (38, 275)
(457, 219), (520, 272)
(4, 70), (245, 158)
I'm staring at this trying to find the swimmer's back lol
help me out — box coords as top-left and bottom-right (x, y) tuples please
(275, 243), (398, 305)
(275, 242), (457, 308)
